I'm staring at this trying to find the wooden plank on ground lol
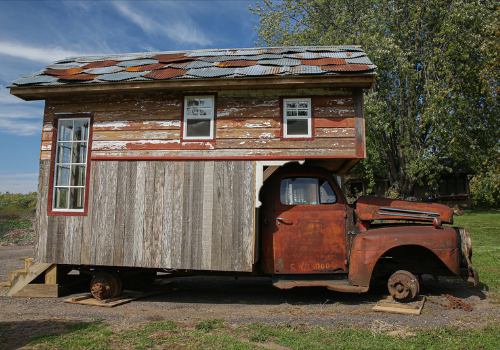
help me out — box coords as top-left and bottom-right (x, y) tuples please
(372, 295), (426, 316)
(63, 290), (165, 307)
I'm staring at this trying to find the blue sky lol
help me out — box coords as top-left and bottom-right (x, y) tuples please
(0, 0), (260, 193)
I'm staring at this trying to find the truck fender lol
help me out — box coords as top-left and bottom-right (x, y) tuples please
(347, 226), (460, 288)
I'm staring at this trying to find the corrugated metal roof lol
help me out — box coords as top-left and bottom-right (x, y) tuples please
(9, 46), (376, 88)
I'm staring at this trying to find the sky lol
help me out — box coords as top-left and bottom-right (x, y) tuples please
(0, 0), (261, 193)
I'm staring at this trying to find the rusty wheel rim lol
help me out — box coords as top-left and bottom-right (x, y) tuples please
(387, 270), (419, 301)
(90, 272), (122, 300)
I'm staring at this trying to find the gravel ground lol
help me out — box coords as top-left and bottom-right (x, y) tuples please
(1, 246), (499, 348)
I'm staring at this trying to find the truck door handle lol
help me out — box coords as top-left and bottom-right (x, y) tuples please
(276, 217), (291, 225)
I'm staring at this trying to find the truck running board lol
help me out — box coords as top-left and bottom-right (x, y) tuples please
(272, 275), (368, 293)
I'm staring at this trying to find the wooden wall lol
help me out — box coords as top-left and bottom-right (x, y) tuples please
(35, 160), (256, 272)
(39, 87), (361, 161)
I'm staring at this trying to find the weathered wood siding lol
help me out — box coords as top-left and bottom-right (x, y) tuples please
(35, 160), (256, 272)
(40, 88), (361, 160)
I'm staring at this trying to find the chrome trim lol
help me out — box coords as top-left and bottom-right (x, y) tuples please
(379, 207), (440, 216)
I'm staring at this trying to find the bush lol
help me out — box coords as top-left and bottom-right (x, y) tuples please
(0, 192), (37, 220)
(469, 163), (500, 208)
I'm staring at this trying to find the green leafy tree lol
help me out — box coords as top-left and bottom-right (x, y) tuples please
(251, 0), (499, 197)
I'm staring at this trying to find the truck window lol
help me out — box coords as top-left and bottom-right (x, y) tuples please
(280, 178), (337, 205)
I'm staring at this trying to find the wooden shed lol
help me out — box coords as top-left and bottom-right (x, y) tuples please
(9, 46), (376, 274)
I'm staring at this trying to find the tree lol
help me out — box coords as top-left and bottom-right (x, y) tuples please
(251, 0), (499, 197)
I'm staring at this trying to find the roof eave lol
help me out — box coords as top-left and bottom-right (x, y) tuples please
(10, 74), (376, 101)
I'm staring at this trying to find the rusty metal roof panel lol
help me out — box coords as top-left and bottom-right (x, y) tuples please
(117, 59), (159, 68)
(11, 75), (58, 85)
(144, 68), (189, 80)
(235, 65), (284, 76)
(96, 71), (146, 82)
(84, 66), (125, 75)
(83, 60), (120, 69)
(46, 63), (82, 69)
(186, 67), (236, 78)
(170, 60), (213, 69)
(217, 60), (258, 67)
(233, 49), (265, 56)
(322, 64), (372, 72)
(257, 58), (301, 66)
(302, 58), (346, 66)
(289, 65), (325, 75)
(284, 52), (323, 59)
(346, 56), (374, 65)
(125, 63), (168, 72)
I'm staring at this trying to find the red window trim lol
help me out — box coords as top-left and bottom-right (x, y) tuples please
(280, 96), (315, 141)
(47, 113), (93, 216)
(180, 92), (218, 143)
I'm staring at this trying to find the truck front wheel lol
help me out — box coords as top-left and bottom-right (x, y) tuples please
(387, 270), (419, 301)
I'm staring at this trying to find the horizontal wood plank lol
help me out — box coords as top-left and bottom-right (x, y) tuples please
(315, 127), (355, 138)
(93, 120), (181, 131)
(217, 138), (355, 149)
(93, 130), (180, 141)
(313, 106), (355, 118)
(216, 118), (280, 129)
(92, 140), (215, 151)
(313, 95), (354, 107)
(216, 128), (279, 139)
(315, 117), (355, 128)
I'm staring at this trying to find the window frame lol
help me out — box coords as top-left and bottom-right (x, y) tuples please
(182, 94), (216, 141)
(281, 97), (313, 139)
(279, 177), (338, 206)
(47, 113), (93, 216)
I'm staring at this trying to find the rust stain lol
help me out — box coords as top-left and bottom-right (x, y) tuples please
(217, 60), (258, 68)
(152, 53), (195, 63)
(83, 60), (120, 69)
(302, 58), (346, 66)
(45, 68), (85, 76)
(125, 63), (168, 72)
(322, 64), (371, 72)
(144, 68), (189, 80)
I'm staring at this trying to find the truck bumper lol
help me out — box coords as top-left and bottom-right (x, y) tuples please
(461, 268), (479, 286)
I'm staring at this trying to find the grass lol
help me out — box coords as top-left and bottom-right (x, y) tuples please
(0, 217), (35, 246)
(453, 210), (500, 292)
(10, 319), (499, 350)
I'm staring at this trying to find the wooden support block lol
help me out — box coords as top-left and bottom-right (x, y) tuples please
(14, 284), (59, 298)
(373, 295), (426, 316)
(63, 290), (164, 307)
(45, 265), (58, 284)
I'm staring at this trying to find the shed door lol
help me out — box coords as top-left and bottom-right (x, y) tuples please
(273, 177), (346, 274)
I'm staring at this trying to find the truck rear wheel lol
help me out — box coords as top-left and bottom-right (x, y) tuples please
(387, 270), (419, 301)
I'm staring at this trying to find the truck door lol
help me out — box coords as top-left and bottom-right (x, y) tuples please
(272, 176), (347, 274)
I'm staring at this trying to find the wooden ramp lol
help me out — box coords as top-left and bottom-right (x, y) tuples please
(0, 258), (84, 297)
(372, 295), (426, 315)
(63, 290), (165, 307)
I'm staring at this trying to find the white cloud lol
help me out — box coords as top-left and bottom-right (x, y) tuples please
(0, 173), (39, 194)
(113, 2), (212, 46)
(0, 105), (43, 136)
(0, 41), (86, 64)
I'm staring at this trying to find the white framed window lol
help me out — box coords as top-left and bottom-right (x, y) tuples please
(283, 98), (312, 138)
(183, 95), (215, 140)
(52, 118), (90, 211)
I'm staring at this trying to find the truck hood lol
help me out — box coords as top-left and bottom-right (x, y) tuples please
(355, 196), (454, 224)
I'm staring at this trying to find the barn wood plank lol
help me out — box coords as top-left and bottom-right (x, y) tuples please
(211, 162), (224, 270)
(91, 147), (358, 159)
(40, 151), (51, 160)
(216, 118), (280, 129)
(313, 106), (355, 118)
(92, 140), (215, 151)
(132, 161), (146, 266)
(216, 128), (279, 139)
(41, 131), (53, 141)
(313, 95), (354, 107)
(314, 117), (355, 128)
(218, 87), (352, 99)
(81, 163), (95, 265)
(93, 120), (181, 131)
(94, 110), (181, 122)
(353, 88), (366, 158)
(113, 161), (129, 266)
(93, 130), (180, 141)
(54, 216), (66, 263)
(123, 161), (138, 266)
(242, 161), (255, 272)
(181, 162), (194, 268)
(142, 161), (156, 268)
(201, 161), (214, 270)
(35, 160), (50, 262)
(171, 161), (185, 268)
(64, 216), (83, 265)
(315, 127), (355, 138)
(217, 97), (279, 109)
(216, 138), (356, 149)
(161, 162), (174, 267)
(231, 162), (243, 271)
(217, 106), (278, 119)
(151, 161), (165, 268)
(221, 161), (234, 271)
(192, 162), (205, 270)
(41, 141), (52, 151)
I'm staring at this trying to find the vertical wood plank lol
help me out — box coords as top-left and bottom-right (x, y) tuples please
(81, 163), (95, 265)
(353, 88), (366, 158)
(70, 217), (83, 265)
(123, 161), (137, 266)
(181, 162), (194, 268)
(142, 162), (156, 267)
(231, 161), (244, 271)
(171, 161), (184, 268)
(161, 162), (174, 267)
(133, 161), (146, 266)
(221, 161), (234, 271)
(89, 162), (103, 265)
(191, 161), (204, 270)
(35, 160), (50, 263)
(201, 161), (214, 270)
(211, 162), (224, 270)
(97, 161), (118, 266)
(53, 216), (66, 263)
(242, 161), (256, 272)
(151, 161), (165, 268)
(45, 217), (56, 263)
(113, 161), (129, 266)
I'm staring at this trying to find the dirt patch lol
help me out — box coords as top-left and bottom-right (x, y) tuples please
(0, 246), (499, 348)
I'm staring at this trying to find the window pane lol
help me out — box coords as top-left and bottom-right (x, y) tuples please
(280, 178), (319, 205)
(320, 180), (337, 204)
(286, 102), (297, 109)
(198, 107), (212, 116)
(71, 165), (86, 186)
(73, 119), (89, 141)
(298, 101), (308, 108)
(186, 119), (211, 137)
(287, 119), (309, 136)
(73, 143), (87, 163)
(56, 143), (72, 163)
(56, 165), (70, 186)
(55, 188), (69, 209)
(199, 98), (212, 107)
(286, 110), (298, 117)
(69, 188), (85, 209)
(187, 107), (198, 116)
(58, 120), (73, 141)
(298, 109), (308, 116)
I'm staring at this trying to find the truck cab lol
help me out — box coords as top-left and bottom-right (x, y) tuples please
(260, 164), (478, 301)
